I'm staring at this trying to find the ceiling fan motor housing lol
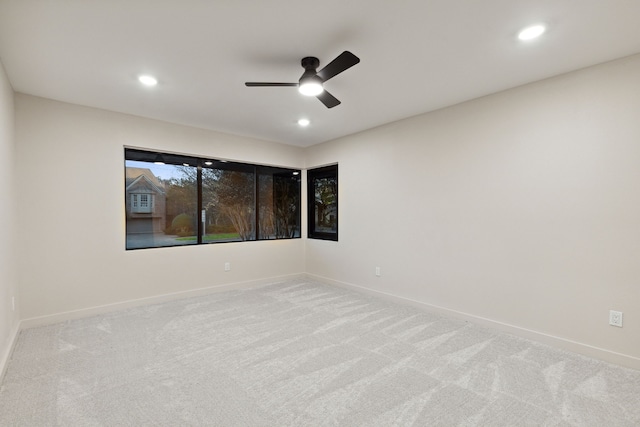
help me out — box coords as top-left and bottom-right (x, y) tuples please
(301, 56), (320, 71)
(298, 56), (323, 95)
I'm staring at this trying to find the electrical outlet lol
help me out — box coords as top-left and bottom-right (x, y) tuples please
(375, 267), (381, 277)
(609, 310), (623, 327)
(224, 262), (231, 272)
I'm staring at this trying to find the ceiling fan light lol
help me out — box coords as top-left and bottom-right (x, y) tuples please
(298, 77), (323, 96)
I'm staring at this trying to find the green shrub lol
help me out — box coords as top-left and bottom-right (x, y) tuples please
(171, 213), (194, 235)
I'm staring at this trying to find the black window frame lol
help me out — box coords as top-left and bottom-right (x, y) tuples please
(125, 148), (301, 250)
(307, 164), (338, 241)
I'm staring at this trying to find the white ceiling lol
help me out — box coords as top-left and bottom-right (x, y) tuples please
(1, 1), (640, 148)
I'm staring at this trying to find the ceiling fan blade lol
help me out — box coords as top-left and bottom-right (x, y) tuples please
(245, 82), (298, 87)
(316, 51), (360, 82)
(317, 90), (341, 108)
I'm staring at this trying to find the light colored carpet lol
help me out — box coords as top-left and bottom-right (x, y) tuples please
(1, 279), (639, 426)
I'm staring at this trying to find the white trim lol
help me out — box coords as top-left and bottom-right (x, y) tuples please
(0, 321), (21, 384)
(305, 273), (640, 371)
(20, 273), (305, 329)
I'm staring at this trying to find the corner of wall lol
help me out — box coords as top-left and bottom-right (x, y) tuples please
(0, 56), (20, 384)
(0, 322), (20, 383)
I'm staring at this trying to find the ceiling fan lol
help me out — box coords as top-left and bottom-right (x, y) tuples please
(245, 51), (360, 108)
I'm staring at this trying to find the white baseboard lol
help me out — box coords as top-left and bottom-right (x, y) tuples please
(0, 321), (21, 384)
(20, 273), (306, 330)
(306, 273), (640, 371)
(12, 272), (640, 372)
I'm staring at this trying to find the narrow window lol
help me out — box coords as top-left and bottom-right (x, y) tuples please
(307, 164), (338, 241)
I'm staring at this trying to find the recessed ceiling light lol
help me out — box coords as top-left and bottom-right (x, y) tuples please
(204, 161), (213, 166)
(138, 75), (158, 86)
(298, 118), (310, 127)
(518, 24), (546, 41)
(293, 171), (300, 176)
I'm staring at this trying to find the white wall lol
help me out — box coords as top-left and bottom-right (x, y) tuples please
(305, 54), (640, 368)
(0, 59), (18, 376)
(15, 95), (306, 320)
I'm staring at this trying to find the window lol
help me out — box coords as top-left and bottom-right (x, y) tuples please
(258, 169), (302, 239)
(125, 148), (301, 250)
(131, 194), (154, 213)
(307, 164), (338, 241)
(201, 162), (256, 242)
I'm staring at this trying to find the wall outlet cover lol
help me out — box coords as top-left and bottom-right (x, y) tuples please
(609, 310), (623, 327)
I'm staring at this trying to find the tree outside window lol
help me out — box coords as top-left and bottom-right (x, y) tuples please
(307, 164), (338, 241)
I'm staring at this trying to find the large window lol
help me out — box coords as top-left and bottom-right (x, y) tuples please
(125, 148), (301, 250)
(307, 164), (338, 241)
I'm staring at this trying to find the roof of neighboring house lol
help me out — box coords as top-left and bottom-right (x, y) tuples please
(125, 168), (165, 194)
